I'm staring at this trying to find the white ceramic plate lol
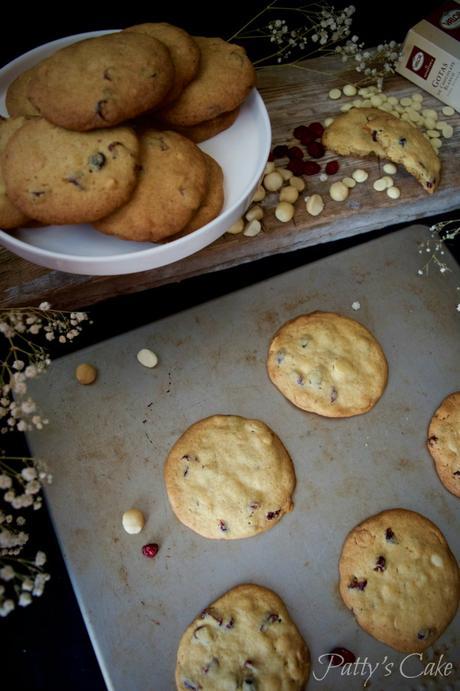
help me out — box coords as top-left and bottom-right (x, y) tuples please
(0, 31), (271, 275)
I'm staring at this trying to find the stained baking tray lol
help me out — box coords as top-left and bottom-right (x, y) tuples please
(27, 225), (459, 690)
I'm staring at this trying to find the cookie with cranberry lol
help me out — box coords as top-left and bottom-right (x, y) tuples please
(267, 311), (388, 418)
(28, 32), (174, 131)
(179, 153), (224, 235)
(157, 36), (255, 127)
(94, 129), (208, 242)
(164, 415), (295, 540)
(5, 67), (41, 117)
(124, 23), (200, 104)
(172, 107), (240, 143)
(339, 509), (459, 653)
(2, 117), (140, 224)
(322, 107), (386, 158)
(427, 392), (460, 498)
(175, 584), (310, 690)
(0, 116), (32, 228)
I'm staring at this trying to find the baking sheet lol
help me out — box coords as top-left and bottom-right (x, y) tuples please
(27, 225), (459, 691)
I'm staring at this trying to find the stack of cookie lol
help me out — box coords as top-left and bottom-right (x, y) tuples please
(0, 24), (256, 241)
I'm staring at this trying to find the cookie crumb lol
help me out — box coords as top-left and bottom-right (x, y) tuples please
(75, 363), (97, 385)
(137, 349), (158, 368)
(351, 301), (361, 311)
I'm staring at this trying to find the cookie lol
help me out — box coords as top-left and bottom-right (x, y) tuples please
(0, 116), (31, 229)
(164, 415), (295, 540)
(322, 108), (386, 158)
(2, 117), (140, 225)
(175, 583), (310, 690)
(28, 32), (174, 131)
(427, 391), (460, 497)
(267, 312), (388, 418)
(124, 23), (200, 104)
(5, 67), (41, 117)
(364, 112), (441, 193)
(339, 509), (459, 652)
(172, 107), (240, 143)
(94, 129), (208, 242)
(179, 153), (224, 235)
(157, 36), (256, 127)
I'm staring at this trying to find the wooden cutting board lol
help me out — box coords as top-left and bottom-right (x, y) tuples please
(1, 54), (459, 309)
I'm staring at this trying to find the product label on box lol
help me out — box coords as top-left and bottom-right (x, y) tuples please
(406, 45), (436, 78)
(426, 1), (460, 40)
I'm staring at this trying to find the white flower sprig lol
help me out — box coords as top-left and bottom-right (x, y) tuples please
(335, 38), (401, 89)
(0, 302), (89, 434)
(417, 221), (460, 312)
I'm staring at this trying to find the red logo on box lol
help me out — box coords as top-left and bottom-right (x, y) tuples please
(406, 46), (435, 79)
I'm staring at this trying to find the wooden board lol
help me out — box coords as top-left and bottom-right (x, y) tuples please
(1, 55), (459, 309)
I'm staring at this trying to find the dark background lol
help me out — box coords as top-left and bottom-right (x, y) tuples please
(1, 2), (456, 691)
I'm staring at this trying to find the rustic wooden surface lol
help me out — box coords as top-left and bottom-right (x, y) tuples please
(1, 55), (460, 309)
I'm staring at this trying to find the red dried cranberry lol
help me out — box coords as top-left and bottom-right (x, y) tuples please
(301, 161), (321, 176)
(306, 141), (325, 159)
(374, 556), (386, 572)
(286, 159), (304, 175)
(273, 144), (289, 159)
(293, 125), (310, 140)
(328, 647), (356, 666)
(308, 122), (324, 138)
(142, 543), (159, 558)
(348, 576), (367, 591)
(385, 528), (396, 543)
(325, 160), (339, 175)
(267, 151), (274, 162)
(287, 146), (304, 160)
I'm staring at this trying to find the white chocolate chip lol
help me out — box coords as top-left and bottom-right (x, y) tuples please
(324, 117), (334, 127)
(383, 162), (397, 175)
(373, 178), (388, 192)
(342, 176), (356, 188)
(277, 167), (293, 181)
(263, 171), (284, 191)
(400, 96), (412, 107)
(430, 554), (443, 568)
(305, 193), (324, 216)
(387, 96), (398, 105)
(275, 201), (295, 222)
(352, 98), (363, 107)
(441, 123), (454, 138)
(226, 218), (244, 234)
(343, 83), (357, 96)
(380, 175), (394, 189)
(386, 185), (401, 199)
(279, 186), (299, 203)
(289, 176), (305, 192)
(442, 105), (455, 116)
(431, 138), (442, 150)
(245, 205), (264, 222)
(370, 94), (383, 107)
(329, 181), (348, 202)
(137, 349), (158, 368)
(422, 108), (437, 120)
(264, 161), (275, 175)
(340, 103), (353, 112)
(352, 168), (368, 183)
(328, 88), (342, 100)
(319, 173), (328, 182)
(427, 129), (441, 138)
(251, 185), (266, 202)
(411, 92), (423, 102)
(243, 219), (262, 236)
(122, 508), (145, 534)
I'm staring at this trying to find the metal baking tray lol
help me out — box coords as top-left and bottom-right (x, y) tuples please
(27, 225), (459, 691)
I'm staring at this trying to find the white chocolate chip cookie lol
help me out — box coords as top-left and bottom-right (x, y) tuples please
(267, 312), (388, 418)
(427, 391), (460, 498)
(164, 415), (295, 540)
(339, 509), (460, 653)
(175, 584), (310, 690)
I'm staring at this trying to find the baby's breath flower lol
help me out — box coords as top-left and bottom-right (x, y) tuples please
(0, 565), (15, 581)
(35, 551), (47, 567)
(19, 592), (32, 607)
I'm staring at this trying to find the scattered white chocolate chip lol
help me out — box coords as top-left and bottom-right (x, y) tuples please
(279, 186), (299, 203)
(251, 185), (266, 202)
(75, 363), (98, 385)
(137, 349), (158, 368)
(226, 218), (244, 234)
(305, 193), (324, 217)
(277, 167), (293, 181)
(264, 161), (275, 175)
(328, 88), (342, 100)
(380, 175), (394, 189)
(387, 96), (398, 105)
(430, 554), (443, 568)
(263, 171), (284, 192)
(386, 185), (401, 199)
(427, 128), (440, 138)
(352, 168), (368, 183)
(275, 201), (295, 222)
(122, 508), (145, 535)
(373, 178), (388, 192)
(422, 108), (437, 120)
(352, 98), (363, 108)
(412, 92), (423, 102)
(351, 301), (361, 311)
(342, 176), (356, 188)
(383, 162), (397, 175)
(329, 181), (348, 202)
(289, 176), (305, 192)
(243, 219), (262, 237)
(431, 138), (442, 150)
(370, 94), (383, 107)
(245, 205), (264, 222)
(340, 103), (353, 112)
(343, 83), (357, 97)
(441, 123), (454, 138)
(324, 117), (334, 127)
(400, 97), (412, 107)
(442, 105), (455, 116)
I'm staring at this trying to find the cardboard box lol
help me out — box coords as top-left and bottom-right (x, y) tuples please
(397, 1), (460, 110)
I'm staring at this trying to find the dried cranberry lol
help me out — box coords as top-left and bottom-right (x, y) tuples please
(142, 543), (159, 558)
(385, 528), (396, 543)
(348, 576), (367, 591)
(266, 509), (281, 520)
(286, 159), (304, 175)
(299, 130), (315, 145)
(308, 122), (324, 138)
(306, 141), (325, 159)
(328, 647), (356, 666)
(218, 520), (228, 532)
(374, 556), (386, 572)
(301, 161), (321, 176)
(293, 125), (310, 140)
(272, 144), (289, 159)
(287, 146), (304, 160)
(325, 160), (339, 175)
(428, 435), (438, 446)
